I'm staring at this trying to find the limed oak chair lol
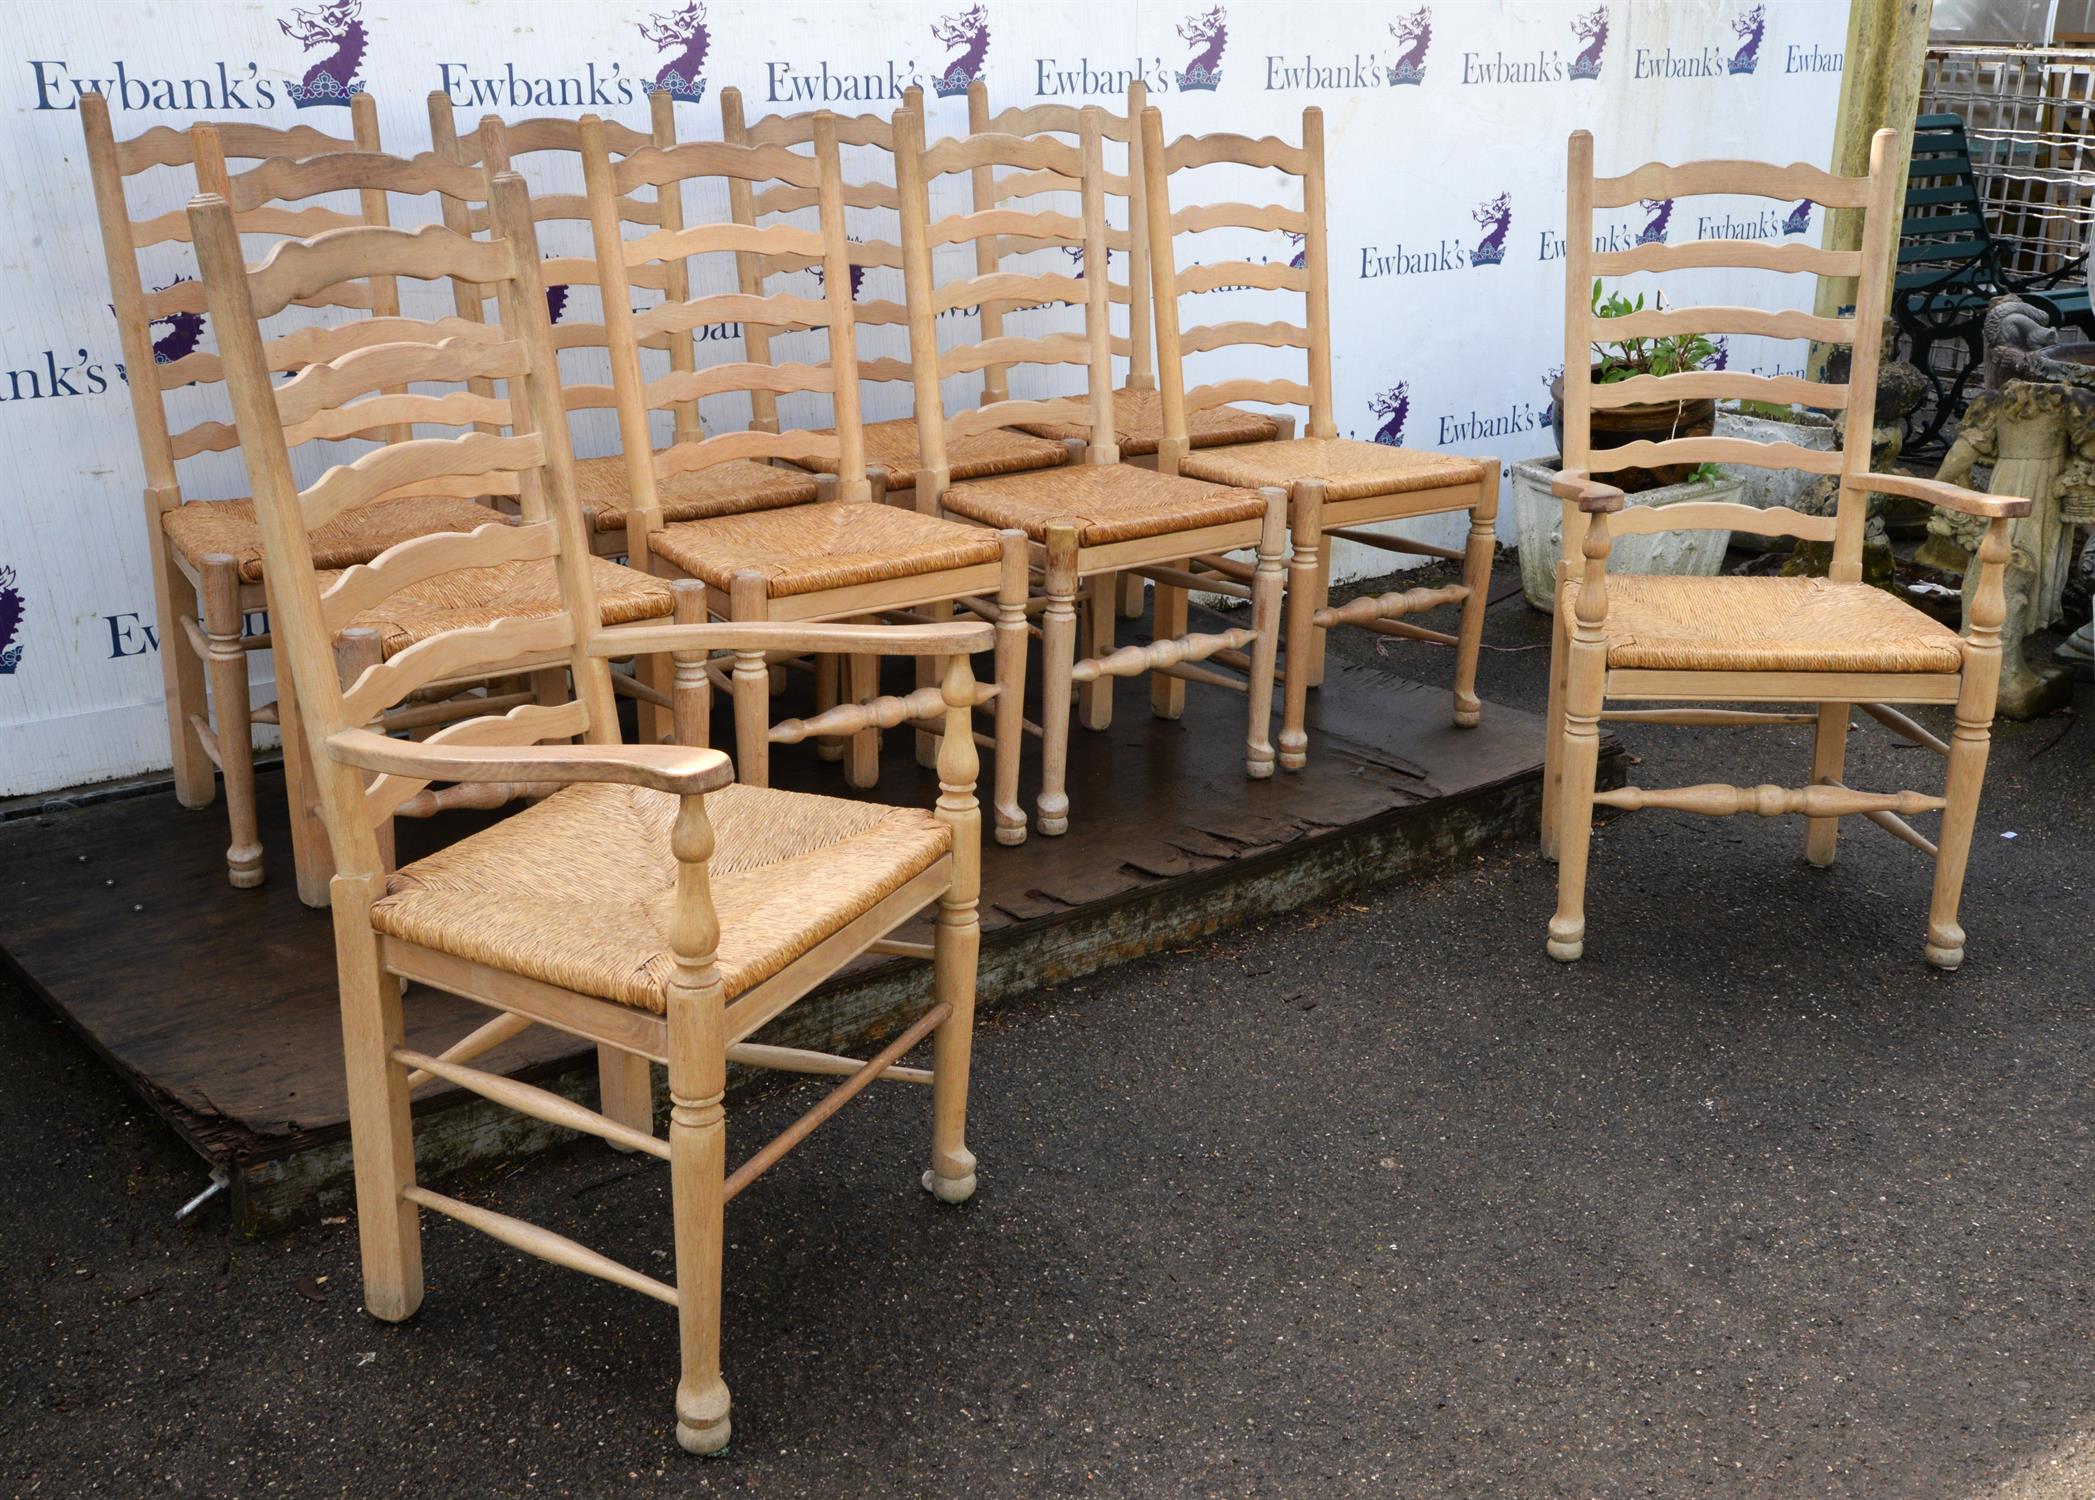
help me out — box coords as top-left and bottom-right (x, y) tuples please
(964, 80), (1285, 628)
(898, 105), (1287, 838)
(1139, 105), (1500, 768)
(428, 92), (825, 560)
(718, 87), (1072, 507)
(193, 169), (990, 1455)
(584, 111), (1029, 806)
(1544, 129), (2030, 969)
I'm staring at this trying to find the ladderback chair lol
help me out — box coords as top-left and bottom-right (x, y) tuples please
(719, 87), (1070, 505)
(584, 110), (1029, 809)
(429, 93), (824, 559)
(1544, 128), (2030, 968)
(192, 168), (992, 1456)
(1140, 104), (1500, 769)
(966, 80), (1285, 628)
(81, 91), (506, 899)
(898, 105), (1288, 838)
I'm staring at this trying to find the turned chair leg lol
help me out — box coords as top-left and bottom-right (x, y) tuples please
(915, 597), (955, 770)
(335, 875), (423, 1324)
(598, 1047), (654, 1147)
(1547, 627), (1609, 962)
(1452, 461), (1499, 728)
(1539, 597), (1572, 860)
(1926, 704), (1993, 971)
(844, 618), (881, 790)
(1117, 570), (1145, 620)
(991, 532), (1030, 847)
(1149, 569), (1189, 721)
(1036, 524), (1080, 836)
(812, 654), (844, 762)
(667, 799), (731, 1456)
(273, 593), (337, 908)
(1244, 491), (1287, 778)
(1803, 703), (1850, 867)
(159, 542), (216, 810)
(728, 572), (771, 788)
(1278, 481), (1325, 771)
(202, 555), (263, 888)
(926, 670), (981, 1203)
(1078, 568), (1117, 732)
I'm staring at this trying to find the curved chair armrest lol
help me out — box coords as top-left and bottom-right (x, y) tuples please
(1550, 469), (1627, 513)
(1858, 471), (2031, 519)
(588, 619), (996, 660)
(326, 726), (735, 796)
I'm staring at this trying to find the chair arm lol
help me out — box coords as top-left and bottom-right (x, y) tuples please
(1855, 471), (2031, 520)
(326, 726), (734, 796)
(588, 619), (996, 659)
(1550, 470), (1627, 513)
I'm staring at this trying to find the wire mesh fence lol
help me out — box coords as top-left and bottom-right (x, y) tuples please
(1922, 45), (2095, 278)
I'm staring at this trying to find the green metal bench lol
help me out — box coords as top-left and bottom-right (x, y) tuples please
(1895, 111), (2088, 452)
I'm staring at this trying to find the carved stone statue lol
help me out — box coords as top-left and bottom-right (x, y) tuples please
(1983, 295), (2062, 391)
(1931, 377), (2091, 716)
(1785, 319), (1922, 585)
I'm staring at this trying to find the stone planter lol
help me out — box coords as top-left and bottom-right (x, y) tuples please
(1550, 372), (1716, 492)
(1713, 403), (1838, 552)
(1513, 456), (1744, 612)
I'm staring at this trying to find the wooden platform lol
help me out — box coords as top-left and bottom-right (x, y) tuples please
(0, 646), (1604, 1230)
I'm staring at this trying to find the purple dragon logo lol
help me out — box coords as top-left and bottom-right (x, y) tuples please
(131, 278), (205, 365)
(1386, 7), (1432, 85)
(1539, 366), (1562, 432)
(1729, 4), (1765, 74)
(0, 566), (23, 675)
(1568, 7), (1609, 81)
(1470, 193), (1510, 267)
(1176, 7), (1227, 92)
(1369, 383), (1410, 446)
(279, 0), (368, 108)
(640, 2), (711, 105)
(1636, 197), (1673, 246)
(811, 253), (869, 300)
(931, 5), (991, 98)
(546, 284), (571, 323)
(1781, 198), (1813, 236)
(1708, 337), (1729, 371)
(1285, 231), (1306, 270)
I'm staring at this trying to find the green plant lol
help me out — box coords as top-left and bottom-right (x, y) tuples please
(1731, 398), (1801, 421)
(1590, 280), (1717, 381)
(1686, 461), (1726, 486)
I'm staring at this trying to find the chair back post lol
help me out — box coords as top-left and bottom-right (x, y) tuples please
(188, 192), (383, 878)
(1137, 104), (1189, 476)
(1832, 126), (1901, 584)
(1077, 106), (1119, 466)
(893, 103), (951, 504)
(426, 92), (501, 363)
(1123, 78), (1155, 393)
(813, 111), (872, 501)
(580, 113), (666, 562)
(1561, 129), (1597, 573)
(719, 86), (783, 437)
(1301, 105), (1335, 439)
(80, 92), (180, 505)
(484, 170), (620, 735)
(648, 88), (703, 448)
(963, 82), (1013, 407)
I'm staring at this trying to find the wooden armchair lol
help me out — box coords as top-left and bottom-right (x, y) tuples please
(896, 105), (1288, 837)
(192, 169), (990, 1456)
(583, 111), (1030, 806)
(428, 93), (825, 558)
(1544, 129), (2031, 969)
(1139, 105), (1500, 768)
(718, 87), (1071, 505)
(80, 92), (498, 896)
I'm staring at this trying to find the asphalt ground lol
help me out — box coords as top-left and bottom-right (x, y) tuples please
(3, 554), (2090, 1498)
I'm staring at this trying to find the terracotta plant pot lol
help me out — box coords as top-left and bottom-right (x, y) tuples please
(1551, 369), (1716, 493)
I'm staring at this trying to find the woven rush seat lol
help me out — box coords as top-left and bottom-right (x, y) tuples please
(1575, 575), (1967, 674)
(794, 417), (1068, 489)
(572, 453), (821, 532)
(327, 556), (674, 657)
(941, 463), (1267, 547)
(1012, 387), (1281, 457)
(1179, 436), (1486, 502)
(370, 781), (951, 1010)
(647, 502), (1004, 598)
(162, 494), (504, 583)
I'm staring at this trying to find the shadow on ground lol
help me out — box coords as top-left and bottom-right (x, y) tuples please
(3, 555), (2091, 1498)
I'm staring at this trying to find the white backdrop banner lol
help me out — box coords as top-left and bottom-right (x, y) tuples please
(0, 0), (1847, 795)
